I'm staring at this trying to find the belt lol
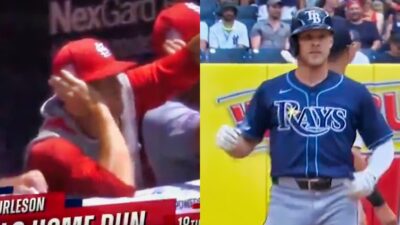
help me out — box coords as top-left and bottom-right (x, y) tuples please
(272, 177), (345, 191)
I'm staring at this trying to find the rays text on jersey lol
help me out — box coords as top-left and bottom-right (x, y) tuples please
(274, 100), (347, 137)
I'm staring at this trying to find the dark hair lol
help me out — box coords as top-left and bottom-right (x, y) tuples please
(216, 3), (238, 17)
(329, 47), (349, 61)
(316, 0), (326, 8)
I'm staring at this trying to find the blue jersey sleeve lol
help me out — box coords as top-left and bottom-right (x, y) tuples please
(357, 86), (393, 149)
(238, 84), (270, 141)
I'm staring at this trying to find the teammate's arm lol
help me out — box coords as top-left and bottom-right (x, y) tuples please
(349, 86), (395, 197)
(357, 85), (394, 181)
(250, 23), (262, 49)
(126, 35), (199, 119)
(352, 137), (398, 225)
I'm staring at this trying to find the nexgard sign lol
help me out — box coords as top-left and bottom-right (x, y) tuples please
(200, 64), (400, 225)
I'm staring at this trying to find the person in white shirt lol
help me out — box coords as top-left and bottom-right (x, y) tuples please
(200, 21), (209, 51)
(209, 2), (250, 49)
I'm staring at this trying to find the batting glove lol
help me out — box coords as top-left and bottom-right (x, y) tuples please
(346, 169), (377, 198)
(216, 125), (241, 152)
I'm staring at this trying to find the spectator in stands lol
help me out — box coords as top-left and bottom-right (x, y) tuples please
(201, 21), (209, 51)
(256, 0), (305, 22)
(383, 10), (400, 41)
(256, 0), (270, 20)
(387, 0), (400, 12)
(363, 0), (384, 34)
(346, 0), (382, 50)
(318, 0), (341, 15)
(209, 2), (250, 49)
(374, 32), (400, 62)
(250, 0), (290, 50)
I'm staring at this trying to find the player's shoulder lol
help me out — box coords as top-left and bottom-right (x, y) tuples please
(256, 72), (289, 93)
(338, 72), (371, 95)
(163, 2), (199, 16)
(30, 137), (82, 156)
(339, 72), (367, 88)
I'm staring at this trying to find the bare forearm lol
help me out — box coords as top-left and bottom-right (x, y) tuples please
(371, 40), (381, 50)
(0, 176), (21, 187)
(352, 148), (367, 171)
(93, 104), (134, 186)
(200, 40), (208, 51)
(251, 36), (261, 49)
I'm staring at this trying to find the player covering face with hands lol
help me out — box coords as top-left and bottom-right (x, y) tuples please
(26, 36), (199, 197)
(216, 7), (395, 225)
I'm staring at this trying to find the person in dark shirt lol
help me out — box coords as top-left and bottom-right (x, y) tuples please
(374, 32), (400, 63)
(346, 0), (381, 50)
(316, 0), (341, 16)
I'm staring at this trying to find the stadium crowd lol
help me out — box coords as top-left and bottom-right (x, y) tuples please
(200, 0), (400, 63)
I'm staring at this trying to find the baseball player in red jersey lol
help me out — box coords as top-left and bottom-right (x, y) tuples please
(152, 1), (200, 56)
(25, 35), (199, 197)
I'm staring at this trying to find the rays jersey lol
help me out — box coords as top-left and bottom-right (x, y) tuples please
(238, 70), (393, 178)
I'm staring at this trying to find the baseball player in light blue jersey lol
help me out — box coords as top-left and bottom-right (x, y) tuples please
(216, 7), (395, 225)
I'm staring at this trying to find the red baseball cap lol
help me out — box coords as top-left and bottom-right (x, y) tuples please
(52, 38), (136, 82)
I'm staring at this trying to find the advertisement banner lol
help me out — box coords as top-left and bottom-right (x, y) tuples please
(200, 64), (270, 225)
(49, 0), (174, 61)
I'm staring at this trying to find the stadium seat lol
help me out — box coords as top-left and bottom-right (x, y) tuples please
(200, 0), (218, 21)
(204, 19), (217, 28)
(377, 42), (389, 53)
(246, 48), (288, 63)
(239, 19), (257, 36)
(237, 6), (258, 20)
(200, 51), (207, 63)
(207, 48), (249, 63)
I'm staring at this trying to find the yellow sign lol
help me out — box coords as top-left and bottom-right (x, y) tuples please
(201, 64), (400, 225)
